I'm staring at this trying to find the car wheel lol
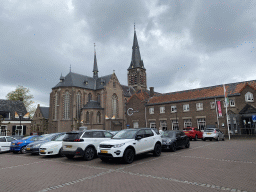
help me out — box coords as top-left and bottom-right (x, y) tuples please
(170, 143), (176, 152)
(65, 155), (74, 159)
(194, 135), (198, 141)
(153, 143), (161, 157)
(123, 148), (135, 164)
(216, 136), (219, 141)
(189, 138), (192, 141)
(58, 147), (64, 157)
(222, 137), (225, 141)
(203, 138), (206, 141)
(209, 139), (212, 141)
(84, 147), (95, 161)
(185, 139), (190, 148)
(20, 147), (26, 154)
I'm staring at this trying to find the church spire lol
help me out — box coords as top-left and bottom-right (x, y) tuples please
(128, 24), (144, 70)
(93, 43), (98, 79)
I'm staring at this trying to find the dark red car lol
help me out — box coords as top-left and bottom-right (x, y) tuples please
(183, 127), (203, 141)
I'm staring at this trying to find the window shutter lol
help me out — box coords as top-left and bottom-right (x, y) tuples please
(12, 126), (16, 135)
(23, 126), (26, 135)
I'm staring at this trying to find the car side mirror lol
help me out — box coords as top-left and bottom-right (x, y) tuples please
(136, 135), (142, 140)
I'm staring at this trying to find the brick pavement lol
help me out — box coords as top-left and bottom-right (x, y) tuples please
(0, 140), (255, 192)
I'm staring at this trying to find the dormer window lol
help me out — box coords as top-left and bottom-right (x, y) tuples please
(84, 80), (88, 85)
(245, 92), (254, 102)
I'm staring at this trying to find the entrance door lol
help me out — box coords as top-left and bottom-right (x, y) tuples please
(0, 126), (7, 136)
(15, 126), (23, 136)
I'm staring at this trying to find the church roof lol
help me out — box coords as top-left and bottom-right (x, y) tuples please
(128, 29), (145, 70)
(121, 85), (136, 97)
(147, 80), (256, 105)
(52, 72), (112, 90)
(83, 100), (103, 109)
(39, 107), (49, 119)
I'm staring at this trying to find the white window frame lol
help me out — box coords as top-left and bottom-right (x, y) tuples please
(183, 104), (189, 112)
(133, 121), (139, 128)
(171, 120), (179, 130)
(229, 99), (235, 107)
(160, 120), (167, 130)
(184, 119), (192, 128)
(210, 101), (215, 109)
(149, 107), (154, 114)
(171, 105), (177, 113)
(196, 103), (203, 111)
(149, 122), (156, 128)
(160, 106), (165, 114)
(245, 92), (254, 102)
(197, 118), (206, 131)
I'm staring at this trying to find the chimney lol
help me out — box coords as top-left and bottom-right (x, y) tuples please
(150, 87), (154, 97)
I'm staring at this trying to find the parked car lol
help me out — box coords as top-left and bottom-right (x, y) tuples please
(10, 135), (42, 154)
(62, 130), (113, 160)
(161, 130), (190, 152)
(26, 133), (65, 154)
(203, 128), (225, 141)
(110, 131), (120, 136)
(0, 136), (16, 153)
(39, 134), (66, 156)
(97, 128), (162, 164)
(183, 127), (203, 141)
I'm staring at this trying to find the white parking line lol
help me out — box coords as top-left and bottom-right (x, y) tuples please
(0, 160), (50, 170)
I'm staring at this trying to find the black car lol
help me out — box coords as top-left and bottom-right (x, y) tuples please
(161, 130), (190, 152)
(26, 133), (65, 154)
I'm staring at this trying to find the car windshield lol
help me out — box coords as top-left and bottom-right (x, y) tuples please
(161, 131), (175, 138)
(55, 134), (66, 141)
(22, 136), (32, 140)
(204, 129), (215, 132)
(183, 128), (192, 131)
(39, 134), (54, 141)
(113, 130), (138, 139)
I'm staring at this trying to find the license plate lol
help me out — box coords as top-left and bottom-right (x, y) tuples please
(65, 145), (72, 148)
(100, 150), (108, 154)
(40, 150), (45, 153)
(12, 143), (15, 145)
(26, 148), (30, 150)
(207, 133), (211, 135)
(185, 132), (189, 133)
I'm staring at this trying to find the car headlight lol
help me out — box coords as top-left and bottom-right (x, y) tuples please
(113, 143), (125, 148)
(34, 144), (41, 148)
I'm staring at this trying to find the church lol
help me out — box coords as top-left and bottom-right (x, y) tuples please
(48, 27), (147, 133)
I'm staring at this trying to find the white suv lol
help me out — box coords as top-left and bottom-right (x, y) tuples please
(62, 130), (113, 160)
(97, 128), (162, 164)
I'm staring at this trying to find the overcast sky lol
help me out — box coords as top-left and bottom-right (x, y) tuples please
(0, 0), (255, 107)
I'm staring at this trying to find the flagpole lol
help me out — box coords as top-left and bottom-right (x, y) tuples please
(215, 98), (219, 129)
(223, 84), (230, 140)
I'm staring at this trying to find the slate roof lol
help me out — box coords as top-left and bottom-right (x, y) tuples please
(53, 72), (112, 90)
(121, 85), (136, 97)
(83, 100), (103, 109)
(147, 80), (256, 106)
(39, 107), (49, 119)
(0, 99), (30, 121)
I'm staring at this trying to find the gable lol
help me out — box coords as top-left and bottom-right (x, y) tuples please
(239, 104), (256, 114)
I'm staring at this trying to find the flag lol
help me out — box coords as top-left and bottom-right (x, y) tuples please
(223, 84), (229, 106)
(15, 111), (19, 118)
(23, 112), (29, 118)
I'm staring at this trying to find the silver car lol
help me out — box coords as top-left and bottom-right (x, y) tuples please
(203, 128), (225, 141)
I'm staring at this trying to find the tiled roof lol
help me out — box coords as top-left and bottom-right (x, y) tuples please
(121, 85), (136, 97)
(53, 72), (112, 90)
(127, 90), (150, 103)
(39, 107), (49, 119)
(83, 100), (103, 109)
(0, 99), (30, 120)
(148, 80), (256, 105)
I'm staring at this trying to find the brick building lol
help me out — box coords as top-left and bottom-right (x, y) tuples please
(31, 104), (49, 135)
(127, 82), (256, 135)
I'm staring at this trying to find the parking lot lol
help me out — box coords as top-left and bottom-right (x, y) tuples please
(0, 139), (255, 192)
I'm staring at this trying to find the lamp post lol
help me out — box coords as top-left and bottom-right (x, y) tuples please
(19, 114), (22, 136)
(175, 110), (178, 130)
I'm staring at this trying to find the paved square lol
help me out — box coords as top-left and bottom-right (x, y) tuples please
(0, 140), (255, 192)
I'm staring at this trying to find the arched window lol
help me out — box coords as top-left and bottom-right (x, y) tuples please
(97, 93), (101, 104)
(86, 111), (90, 123)
(96, 111), (101, 124)
(88, 93), (92, 102)
(112, 94), (118, 118)
(76, 92), (81, 119)
(53, 92), (58, 120)
(64, 91), (70, 119)
(245, 92), (254, 102)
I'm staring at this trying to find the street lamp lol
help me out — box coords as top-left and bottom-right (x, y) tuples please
(19, 114), (22, 136)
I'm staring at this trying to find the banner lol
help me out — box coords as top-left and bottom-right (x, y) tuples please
(217, 101), (222, 117)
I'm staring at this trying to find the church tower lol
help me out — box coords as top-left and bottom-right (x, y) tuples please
(127, 25), (147, 91)
(93, 43), (98, 79)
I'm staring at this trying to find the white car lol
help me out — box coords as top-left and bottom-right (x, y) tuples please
(203, 128), (225, 141)
(0, 136), (16, 153)
(97, 128), (162, 164)
(39, 134), (66, 156)
(62, 130), (113, 160)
